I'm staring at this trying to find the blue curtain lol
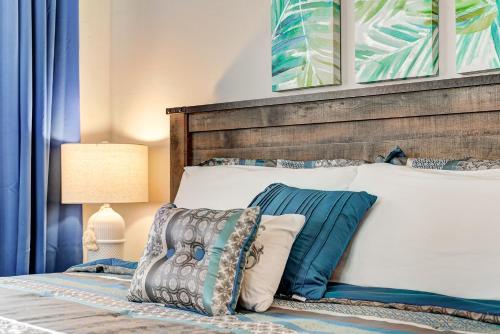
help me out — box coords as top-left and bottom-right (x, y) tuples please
(0, 0), (82, 276)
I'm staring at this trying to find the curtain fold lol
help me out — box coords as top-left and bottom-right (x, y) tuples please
(0, 0), (82, 276)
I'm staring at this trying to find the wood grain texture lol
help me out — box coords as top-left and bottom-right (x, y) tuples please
(167, 75), (500, 197)
(169, 113), (188, 201)
(191, 111), (500, 150)
(166, 74), (500, 115)
(189, 84), (500, 132)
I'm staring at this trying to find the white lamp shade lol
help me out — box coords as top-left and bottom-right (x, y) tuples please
(61, 143), (149, 204)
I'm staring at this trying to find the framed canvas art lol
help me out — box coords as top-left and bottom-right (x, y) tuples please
(271, 0), (341, 92)
(355, 0), (439, 83)
(456, 0), (500, 73)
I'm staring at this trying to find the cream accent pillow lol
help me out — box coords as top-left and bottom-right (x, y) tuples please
(333, 163), (500, 300)
(239, 214), (306, 312)
(174, 165), (359, 210)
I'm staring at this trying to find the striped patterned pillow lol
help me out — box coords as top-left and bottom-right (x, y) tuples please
(199, 157), (366, 169)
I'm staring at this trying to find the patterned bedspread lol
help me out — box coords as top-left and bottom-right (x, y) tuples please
(1, 272), (500, 334)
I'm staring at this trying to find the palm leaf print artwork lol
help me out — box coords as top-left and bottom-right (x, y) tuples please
(456, 0), (500, 73)
(272, 0), (341, 92)
(355, 0), (439, 83)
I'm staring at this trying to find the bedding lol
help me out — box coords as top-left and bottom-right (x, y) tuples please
(239, 214), (306, 312)
(322, 283), (500, 324)
(407, 157), (500, 170)
(199, 157), (366, 168)
(249, 183), (377, 300)
(174, 165), (359, 210)
(128, 204), (261, 316)
(333, 163), (500, 300)
(380, 146), (500, 170)
(1, 262), (500, 333)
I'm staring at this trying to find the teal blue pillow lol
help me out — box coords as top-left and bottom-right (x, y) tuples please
(249, 183), (376, 300)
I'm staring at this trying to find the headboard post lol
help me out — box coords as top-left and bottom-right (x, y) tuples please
(169, 112), (188, 201)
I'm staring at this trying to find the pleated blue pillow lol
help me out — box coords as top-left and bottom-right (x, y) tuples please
(249, 183), (377, 300)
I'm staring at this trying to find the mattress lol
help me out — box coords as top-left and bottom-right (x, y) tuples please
(1, 269), (500, 334)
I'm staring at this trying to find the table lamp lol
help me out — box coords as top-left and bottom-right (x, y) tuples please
(61, 143), (148, 261)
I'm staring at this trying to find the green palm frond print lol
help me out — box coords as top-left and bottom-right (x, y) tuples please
(272, 0), (341, 92)
(355, 0), (439, 83)
(456, 0), (500, 73)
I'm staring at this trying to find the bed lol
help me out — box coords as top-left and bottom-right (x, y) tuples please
(2, 266), (500, 334)
(1, 74), (500, 334)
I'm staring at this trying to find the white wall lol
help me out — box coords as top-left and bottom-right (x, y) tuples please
(80, 0), (479, 260)
(110, 0), (460, 109)
(79, 0), (112, 261)
(79, 0), (112, 143)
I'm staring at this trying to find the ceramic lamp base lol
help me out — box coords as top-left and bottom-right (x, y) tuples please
(84, 204), (126, 262)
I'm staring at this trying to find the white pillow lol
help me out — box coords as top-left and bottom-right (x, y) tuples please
(239, 214), (306, 312)
(174, 165), (359, 210)
(333, 163), (500, 300)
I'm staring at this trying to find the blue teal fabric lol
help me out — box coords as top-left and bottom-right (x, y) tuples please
(128, 205), (262, 316)
(249, 183), (377, 300)
(375, 146), (408, 165)
(69, 259), (138, 271)
(324, 283), (500, 317)
(66, 258), (138, 276)
(68, 260), (500, 317)
(3, 273), (500, 332)
(0, 0), (82, 276)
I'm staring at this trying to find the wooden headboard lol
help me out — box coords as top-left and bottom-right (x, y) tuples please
(166, 74), (500, 200)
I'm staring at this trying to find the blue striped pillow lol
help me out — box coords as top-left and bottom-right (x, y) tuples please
(249, 183), (376, 300)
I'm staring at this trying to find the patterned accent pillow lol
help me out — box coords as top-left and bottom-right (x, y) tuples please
(380, 147), (500, 171)
(128, 204), (261, 316)
(408, 158), (500, 171)
(199, 158), (278, 167)
(277, 159), (365, 168)
(406, 158), (453, 170)
(199, 157), (366, 169)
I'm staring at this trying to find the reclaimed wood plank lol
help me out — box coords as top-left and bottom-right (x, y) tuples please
(188, 84), (500, 132)
(166, 74), (500, 115)
(191, 111), (500, 150)
(169, 113), (188, 201)
(191, 135), (500, 165)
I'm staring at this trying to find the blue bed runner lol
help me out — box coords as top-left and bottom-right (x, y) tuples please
(324, 282), (500, 317)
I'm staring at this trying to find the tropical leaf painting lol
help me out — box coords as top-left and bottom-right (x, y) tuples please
(456, 0), (500, 73)
(272, 0), (341, 92)
(355, 0), (439, 83)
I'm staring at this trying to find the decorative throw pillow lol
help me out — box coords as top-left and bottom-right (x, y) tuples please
(127, 204), (261, 316)
(199, 157), (366, 169)
(276, 159), (366, 169)
(199, 158), (278, 167)
(379, 147), (500, 171)
(239, 214), (306, 312)
(408, 157), (500, 170)
(249, 183), (377, 300)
